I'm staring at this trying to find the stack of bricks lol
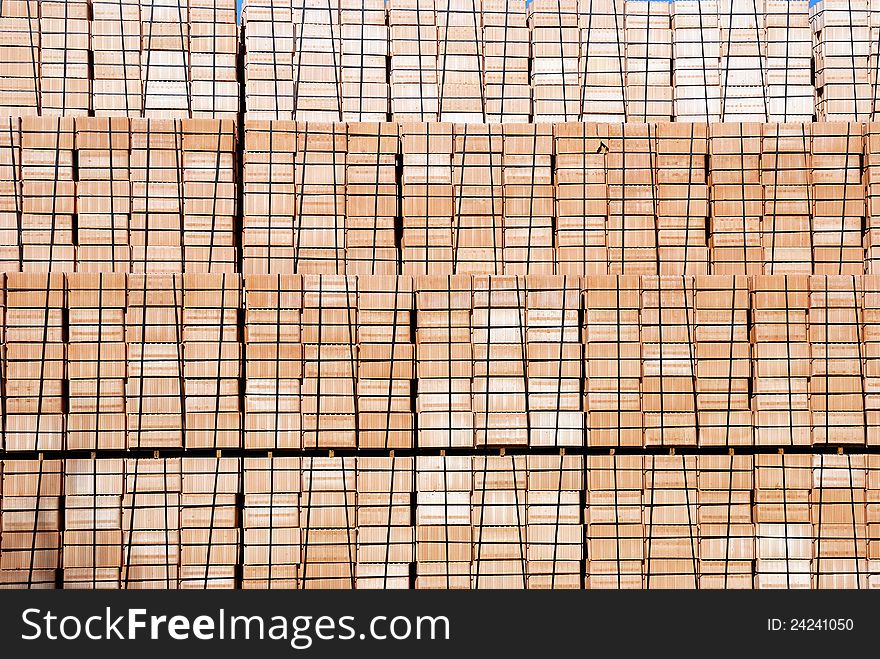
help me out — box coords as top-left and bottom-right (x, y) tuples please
(872, 0), (880, 120)
(869, 456), (880, 585)
(66, 273), (127, 451)
(655, 122), (710, 274)
(232, 117), (880, 278)
(9, 0), (880, 596)
(865, 276), (880, 443)
(39, 0), (90, 117)
(472, 455), (528, 588)
(708, 122), (764, 274)
(299, 456), (357, 588)
(811, 0), (872, 121)
(415, 455), (472, 588)
(182, 120), (237, 273)
(344, 123), (399, 275)
(751, 275), (812, 446)
(502, 124), (554, 275)
(69, 116), (236, 274)
(341, 0), (389, 122)
(697, 454), (755, 588)
(526, 276), (582, 447)
(5, 273), (65, 451)
(717, 0), (768, 122)
(241, 0), (296, 119)
(527, 454), (583, 588)
(389, 0), (440, 123)
(401, 122), (453, 275)
(182, 273), (241, 450)
(583, 276), (642, 448)
(808, 275), (865, 445)
(643, 454), (699, 588)
(529, 0), (580, 122)
(554, 123), (607, 275)
(415, 276), (473, 448)
(866, 122), (880, 273)
(472, 276), (528, 446)
(121, 457), (181, 588)
(672, 0), (722, 123)
(640, 276), (698, 447)
(625, 0), (674, 122)
(0, 1), (40, 117)
(436, 0), (485, 123)
(140, 0), (192, 117)
(761, 122), (813, 274)
(125, 274), (185, 449)
(8, 451), (875, 591)
(130, 119), (185, 272)
(755, 453), (812, 587)
(242, 456), (300, 588)
(242, 274), (302, 449)
(578, 0), (628, 122)
(300, 275), (358, 449)
(291, 0), (343, 121)
(606, 123), (659, 274)
(7, 271), (880, 589)
(0, 459), (63, 588)
(585, 455), (644, 587)
(356, 456), (414, 588)
(694, 275), (752, 446)
(189, 0), (238, 118)
(811, 453), (868, 587)
(811, 122), (864, 275)
(294, 123), (347, 274)
(180, 457), (239, 588)
(21, 117), (75, 271)
(482, 0), (530, 123)
(765, 0), (814, 122)
(357, 277), (414, 450)
(0, 118), (21, 270)
(242, 120), (296, 273)
(139, 0), (238, 119)
(75, 118), (132, 273)
(452, 124), (503, 273)
(63, 458), (125, 589)
(92, 0), (142, 117)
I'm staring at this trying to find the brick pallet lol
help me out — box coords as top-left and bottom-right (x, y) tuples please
(578, 0), (627, 122)
(357, 276), (414, 449)
(401, 122), (453, 275)
(625, 0), (674, 122)
(501, 124), (554, 274)
(529, 0), (580, 123)
(718, 0), (766, 122)
(356, 456), (413, 588)
(811, 0), (872, 121)
(242, 274), (302, 450)
(436, 0), (485, 122)
(483, 0), (530, 123)
(672, 0), (722, 123)
(765, 0), (814, 122)
(390, 0), (440, 123)
(415, 275), (473, 448)
(67, 273), (127, 451)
